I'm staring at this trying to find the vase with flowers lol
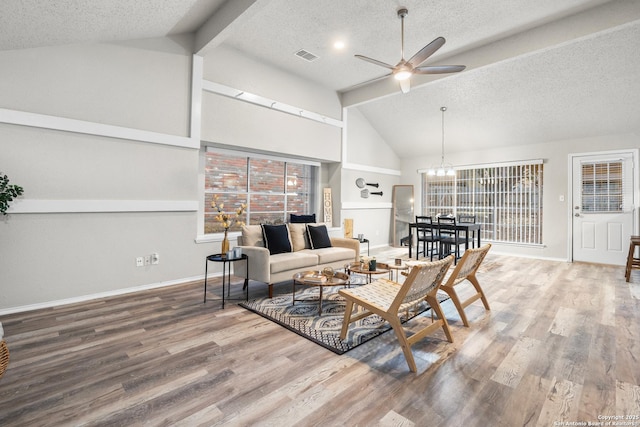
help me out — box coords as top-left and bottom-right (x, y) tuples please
(211, 195), (246, 257)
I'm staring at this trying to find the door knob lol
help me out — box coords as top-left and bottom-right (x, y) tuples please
(575, 213), (580, 217)
(574, 206), (580, 210)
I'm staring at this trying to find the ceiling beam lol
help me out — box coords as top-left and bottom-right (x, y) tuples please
(340, 0), (640, 107)
(194, 0), (269, 56)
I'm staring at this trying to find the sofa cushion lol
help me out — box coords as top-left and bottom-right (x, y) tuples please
(242, 225), (264, 247)
(307, 224), (332, 249)
(288, 223), (309, 252)
(290, 213), (316, 223)
(308, 247), (355, 264)
(262, 224), (292, 255)
(269, 251), (319, 274)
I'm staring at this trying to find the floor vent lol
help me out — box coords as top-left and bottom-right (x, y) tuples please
(294, 49), (319, 62)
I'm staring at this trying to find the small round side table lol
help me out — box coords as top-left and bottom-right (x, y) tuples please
(204, 254), (249, 308)
(386, 262), (409, 281)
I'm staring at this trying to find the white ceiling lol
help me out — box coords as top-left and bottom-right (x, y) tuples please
(2, 0), (639, 158)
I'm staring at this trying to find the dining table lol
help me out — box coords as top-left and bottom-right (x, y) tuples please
(408, 221), (482, 259)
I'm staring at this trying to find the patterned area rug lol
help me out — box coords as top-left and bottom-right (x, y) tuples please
(240, 281), (449, 355)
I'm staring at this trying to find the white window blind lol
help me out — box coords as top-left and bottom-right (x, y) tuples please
(422, 161), (543, 244)
(580, 160), (629, 212)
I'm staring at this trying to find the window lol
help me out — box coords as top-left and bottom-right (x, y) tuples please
(204, 149), (318, 234)
(422, 162), (543, 244)
(581, 161), (624, 212)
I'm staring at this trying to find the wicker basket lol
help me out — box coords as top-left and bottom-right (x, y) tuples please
(0, 339), (9, 378)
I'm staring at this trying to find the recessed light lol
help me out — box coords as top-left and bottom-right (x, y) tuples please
(333, 40), (345, 50)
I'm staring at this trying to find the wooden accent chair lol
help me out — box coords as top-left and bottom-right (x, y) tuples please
(0, 322), (8, 379)
(339, 255), (455, 373)
(440, 244), (492, 327)
(625, 235), (640, 282)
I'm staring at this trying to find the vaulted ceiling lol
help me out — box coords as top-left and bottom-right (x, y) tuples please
(2, 0), (639, 158)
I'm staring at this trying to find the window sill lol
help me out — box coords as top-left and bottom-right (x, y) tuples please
(195, 231), (241, 244)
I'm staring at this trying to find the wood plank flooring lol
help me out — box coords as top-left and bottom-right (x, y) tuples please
(1, 252), (640, 426)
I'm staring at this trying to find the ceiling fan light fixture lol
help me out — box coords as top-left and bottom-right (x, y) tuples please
(394, 69), (412, 81)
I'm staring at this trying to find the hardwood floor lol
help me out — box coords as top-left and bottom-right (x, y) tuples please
(1, 252), (639, 426)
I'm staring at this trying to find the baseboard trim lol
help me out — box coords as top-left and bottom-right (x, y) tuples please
(0, 273), (221, 316)
(487, 250), (568, 263)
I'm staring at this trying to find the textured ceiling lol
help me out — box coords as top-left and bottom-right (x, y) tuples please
(357, 19), (640, 157)
(2, 0), (639, 158)
(222, 0), (613, 91)
(0, 0), (226, 50)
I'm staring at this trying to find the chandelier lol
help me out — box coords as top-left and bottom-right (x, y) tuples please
(427, 106), (455, 177)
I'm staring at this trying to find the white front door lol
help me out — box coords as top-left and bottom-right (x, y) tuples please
(571, 152), (635, 265)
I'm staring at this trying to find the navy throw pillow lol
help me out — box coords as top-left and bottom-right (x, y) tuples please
(261, 224), (292, 255)
(306, 224), (332, 249)
(290, 214), (316, 223)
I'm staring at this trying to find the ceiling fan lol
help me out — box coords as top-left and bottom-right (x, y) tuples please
(354, 7), (466, 93)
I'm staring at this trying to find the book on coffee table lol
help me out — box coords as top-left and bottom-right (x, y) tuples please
(303, 273), (327, 283)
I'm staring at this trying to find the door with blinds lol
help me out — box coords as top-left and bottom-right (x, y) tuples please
(571, 152), (635, 265)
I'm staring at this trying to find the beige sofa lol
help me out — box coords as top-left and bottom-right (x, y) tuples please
(235, 223), (359, 297)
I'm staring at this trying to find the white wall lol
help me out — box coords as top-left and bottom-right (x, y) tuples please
(0, 38), (207, 312)
(0, 38), (349, 313)
(0, 40), (192, 134)
(201, 92), (342, 161)
(340, 108), (403, 248)
(344, 108), (401, 170)
(401, 132), (640, 261)
(200, 45), (343, 162)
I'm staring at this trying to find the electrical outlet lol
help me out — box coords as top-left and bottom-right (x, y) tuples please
(136, 257), (144, 267)
(151, 253), (159, 265)
(144, 256), (151, 266)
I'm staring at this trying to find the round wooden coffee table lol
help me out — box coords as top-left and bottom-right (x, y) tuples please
(292, 271), (349, 315)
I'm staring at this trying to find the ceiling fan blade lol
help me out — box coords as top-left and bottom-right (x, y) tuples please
(400, 78), (411, 94)
(407, 37), (445, 67)
(414, 65), (466, 74)
(355, 55), (395, 70)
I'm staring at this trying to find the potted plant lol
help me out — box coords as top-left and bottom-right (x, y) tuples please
(0, 172), (24, 215)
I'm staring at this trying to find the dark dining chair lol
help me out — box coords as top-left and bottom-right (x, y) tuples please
(438, 216), (465, 264)
(415, 216), (439, 260)
(458, 214), (477, 248)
